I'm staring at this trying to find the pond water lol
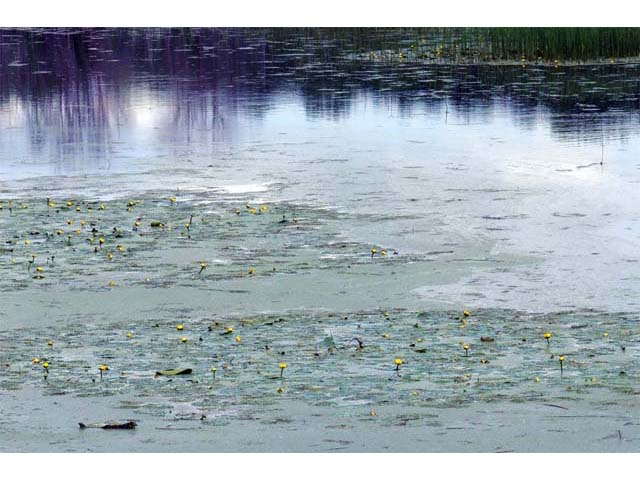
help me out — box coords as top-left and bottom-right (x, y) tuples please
(1, 28), (639, 452)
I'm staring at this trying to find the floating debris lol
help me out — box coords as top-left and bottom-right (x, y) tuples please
(155, 368), (193, 377)
(79, 421), (137, 430)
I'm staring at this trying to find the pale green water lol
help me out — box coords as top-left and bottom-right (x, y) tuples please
(0, 196), (639, 451)
(1, 28), (640, 452)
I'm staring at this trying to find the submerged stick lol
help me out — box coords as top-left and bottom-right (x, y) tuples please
(79, 421), (137, 430)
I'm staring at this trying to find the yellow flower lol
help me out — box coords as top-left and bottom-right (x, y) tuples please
(42, 361), (49, 369)
(176, 324), (184, 331)
(36, 266), (43, 273)
(107, 253), (113, 260)
(169, 197), (177, 203)
(235, 335), (242, 343)
(259, 205), (269, 213)
(47, 341), (53, 346)
(380, 249), (387, 256)
(200, 262), (207, 268)
(99, 365), (109, 372)
(116, 245), (124, 252)
(100, 203), (106, 210)
(126, 332), (133, 339)
(76, 207), (81, 212)
(463, 344), (470, 350)
(534, 377), (540, 383)
(181, 336), (188, 343)
(371, 248), (378, 255)
(67, 219), (73, 225)
(279, 362), (287, 370)
(108, 281), (117, 287)
(394, 358), (403, 366)
(603, 332), (609, 337)
(66, 201), (73, 207)
(249, 207), (257, 214)
(559, 355), (565, 362)
(210, 367), (217, 372)
(463, 310), (471, 317)
(226, 326), (234, 334)
(56, 229), (63, 235)
(24, 239), (30, 245)
(544, 332), (552, 340)
(32, 357), (40, 364)
(276, 387), (285, 394)
(382, 333), (390, 338)
(48, 201), (55, 208)
(248, 268), (256, 275)
(134, 221), (141, 227)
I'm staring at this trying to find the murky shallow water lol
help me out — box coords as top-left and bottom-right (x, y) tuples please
(1, 28), (640, 451)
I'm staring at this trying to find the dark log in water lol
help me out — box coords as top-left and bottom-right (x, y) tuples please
(79, 421), (137, 430)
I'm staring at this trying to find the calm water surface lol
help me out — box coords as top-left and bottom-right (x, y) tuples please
(3, 28), (638, 312)
(1, 29), (640, 452)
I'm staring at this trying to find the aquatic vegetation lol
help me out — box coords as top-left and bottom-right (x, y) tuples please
(0, 308), (637, 419)
(394, 358), (403, 375)
(544, 332), (552, 345)
(0, 196), (409, 295)
(1, 28), (640, 452)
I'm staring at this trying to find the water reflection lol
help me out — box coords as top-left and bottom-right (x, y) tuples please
(1, 28), (640, 168)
